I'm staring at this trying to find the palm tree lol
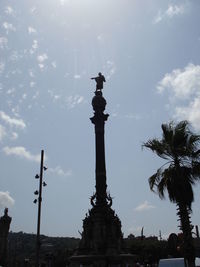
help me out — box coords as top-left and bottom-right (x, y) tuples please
(143, 120), (200, 267)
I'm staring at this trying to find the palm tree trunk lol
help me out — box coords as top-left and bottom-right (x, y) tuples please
(177, 202), (195, 267)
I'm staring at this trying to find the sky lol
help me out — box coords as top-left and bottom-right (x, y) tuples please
(0, 0), (200, 239)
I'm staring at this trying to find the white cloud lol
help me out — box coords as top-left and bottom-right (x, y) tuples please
(0, 125), (6, 141)
(11, 107), (20, 117)
(48, 166), (72, 177)
(157, 64), (200, 99)
(7, 88), (15, 95)
(175, 97), (200, 131)
(37, 53), (48, 63)
(0, 191), (14, 209)
(157, 63), (200, 131)
(65, 95), (85, 109)
(33, 91), (39, 99)
(9, 50), (22, 61)
(153, 4), (186, 24)
(28, 26), (37, 34)
(38, 64), (44, 70)
(0, 111), (26, 129)
(11, 132), (18, 140)
(51, 61), (57, 68)
(74, 74), (81, 79)
(3, 146), (41, 162)
(29, 69), (35, 77)
(111, 112), (118, 117)
(104, 60), (116, 80)
(0, 36), (8, 49)
(0, 62), (5, 74)
(2, 22), (16, 33)
(5, 6), (14, 15)
(97, 34), (105, 42)
(30, 40), (38, 54)
(22, 94), (27, 100)
(30, 81), (35, 88)
(48, 90), (61, 102)
(135, 201), (155, 212)
(60, 0), (70, 6)
(60, 0), (65, 5)
(125, 113), (141, 120)
(166, 4), (185, 18)
(153, 10), (162, 24)
(30, 7), (36, 14)
(37, 53), (48, 70)
(54, 95), (60, 100)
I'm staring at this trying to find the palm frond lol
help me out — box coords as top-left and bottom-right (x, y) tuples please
(148, 171), (160, 192)
(157, 175), (167, 199)
(161, 123), (173, 145)
(143, 139), (169, 160)
(192, 161), (200, 179)
(143, 120), (200, 209)
(192, 149), (200, 158)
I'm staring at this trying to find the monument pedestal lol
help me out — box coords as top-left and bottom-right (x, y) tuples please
(71, 254), (135, 267)
(71, 201), (135, 266)
(70, 90), (135, 267)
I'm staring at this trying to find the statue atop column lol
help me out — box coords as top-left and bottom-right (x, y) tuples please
(91, 72), (106, 92)
(0, 208), (12, 267)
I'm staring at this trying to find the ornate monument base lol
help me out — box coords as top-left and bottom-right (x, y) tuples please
(70, 203), (135, 267)
(70, 89), (135, 267)
(71, 254), (135, 267)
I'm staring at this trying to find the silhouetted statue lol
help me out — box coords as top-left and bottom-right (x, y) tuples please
(0, 208), (12, 267)
(91, 72), (106, 91)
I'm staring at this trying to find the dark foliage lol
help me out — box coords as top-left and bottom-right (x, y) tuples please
(143, 120), (200, 267)
(7, 231), (80, 267)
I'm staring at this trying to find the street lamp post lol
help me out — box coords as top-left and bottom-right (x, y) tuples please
(34, 150), (47, 267)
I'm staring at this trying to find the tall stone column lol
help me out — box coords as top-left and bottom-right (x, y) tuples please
(90, 91), (109, 207)
(70, 90), (135, 267)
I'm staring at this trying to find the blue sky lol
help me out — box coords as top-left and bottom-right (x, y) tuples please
(1, 0), (200, 239)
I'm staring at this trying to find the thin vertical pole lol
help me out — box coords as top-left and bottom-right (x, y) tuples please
(35, 150), (44, 267)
